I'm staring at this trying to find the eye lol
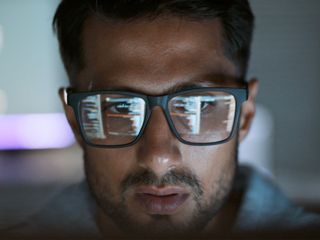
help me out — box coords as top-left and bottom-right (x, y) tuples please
(171, 102), (186, 113)
(103, 102), (131, 115)
(170, 96), (218, 114)
(200, 99), (217, 113)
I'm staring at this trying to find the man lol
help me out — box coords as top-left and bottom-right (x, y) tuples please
(56, 0), (258, 237)
(2, 0), (319, 239)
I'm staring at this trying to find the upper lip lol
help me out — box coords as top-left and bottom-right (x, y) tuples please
(134, 186), (188, 196)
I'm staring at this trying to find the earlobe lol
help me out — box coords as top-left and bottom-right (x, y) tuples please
(238, 78), (259, 143)
(58, 88), (85, 148)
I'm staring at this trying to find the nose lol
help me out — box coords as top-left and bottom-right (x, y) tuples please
(136, 106), (182, 177)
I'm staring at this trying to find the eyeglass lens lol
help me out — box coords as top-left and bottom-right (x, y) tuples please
(79, 91), (236, 145)
(80, 94), (146, 145)
(169, 91), (236, 143)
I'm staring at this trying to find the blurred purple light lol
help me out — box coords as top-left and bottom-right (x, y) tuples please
(0, 113), (75, 150)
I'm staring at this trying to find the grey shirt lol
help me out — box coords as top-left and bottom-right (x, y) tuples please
(1, 165), (319, 238)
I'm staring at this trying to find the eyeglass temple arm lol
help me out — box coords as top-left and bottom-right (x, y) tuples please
(60, 87), (69, 105)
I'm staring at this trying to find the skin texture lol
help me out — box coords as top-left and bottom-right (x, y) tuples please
(60, 15), (258, 238)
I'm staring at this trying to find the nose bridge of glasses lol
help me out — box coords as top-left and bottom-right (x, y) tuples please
(147, 95), (168, 110)
(143, 95), (175, 143)
(145, 95), (172, 132)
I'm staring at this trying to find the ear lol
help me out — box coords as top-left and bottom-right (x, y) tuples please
(238, 78), (259, 143)
(58, 88), (85, 148)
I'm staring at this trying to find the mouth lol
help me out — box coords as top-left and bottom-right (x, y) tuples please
(134, 186), (190, 215)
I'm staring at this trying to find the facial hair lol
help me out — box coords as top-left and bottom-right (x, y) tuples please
(84, 146), (237, 238)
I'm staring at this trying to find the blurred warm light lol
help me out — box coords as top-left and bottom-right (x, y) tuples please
(0, 113), (75, 150)
(0, 89), (7, 114)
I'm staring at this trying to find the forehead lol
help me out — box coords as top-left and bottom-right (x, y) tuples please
(76, 15), (238, 94)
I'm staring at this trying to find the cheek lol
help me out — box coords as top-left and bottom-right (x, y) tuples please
(84, 146), (137, 200)
(181, 139), (237, 197)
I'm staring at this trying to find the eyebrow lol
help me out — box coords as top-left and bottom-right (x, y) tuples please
(162, 76), (244, 95)
(86, 74), (243, 95)
(166, 81), (216, 94)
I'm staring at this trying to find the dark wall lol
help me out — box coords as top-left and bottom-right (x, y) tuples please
(248, 0), (320, 202)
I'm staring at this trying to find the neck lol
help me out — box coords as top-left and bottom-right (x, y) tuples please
(96, 209), (127, 239)
(200, 190), (243, 237)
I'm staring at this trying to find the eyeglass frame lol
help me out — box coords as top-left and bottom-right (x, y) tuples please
(64, 85), (248, 148)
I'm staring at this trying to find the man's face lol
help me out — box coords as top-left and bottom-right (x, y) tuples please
(69, 16), (245, 237)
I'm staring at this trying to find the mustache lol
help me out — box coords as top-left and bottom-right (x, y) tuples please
(121, 168), (204, 198)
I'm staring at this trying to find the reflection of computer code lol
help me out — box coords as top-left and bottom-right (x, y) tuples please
(82, 95), (145, 139)
(171, 95), (235, 135)
(82, 95), (106, 139)
(105, 97), (145, 136)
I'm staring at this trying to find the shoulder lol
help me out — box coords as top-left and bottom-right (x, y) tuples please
(234, 165), (320, 231)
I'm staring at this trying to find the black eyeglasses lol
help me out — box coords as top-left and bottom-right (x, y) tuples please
(64, 86), (248, 148)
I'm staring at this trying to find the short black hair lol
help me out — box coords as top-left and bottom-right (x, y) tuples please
(53, 0), (254, 79)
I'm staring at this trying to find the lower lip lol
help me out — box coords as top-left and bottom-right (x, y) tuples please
(135, 193), (189, 215)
